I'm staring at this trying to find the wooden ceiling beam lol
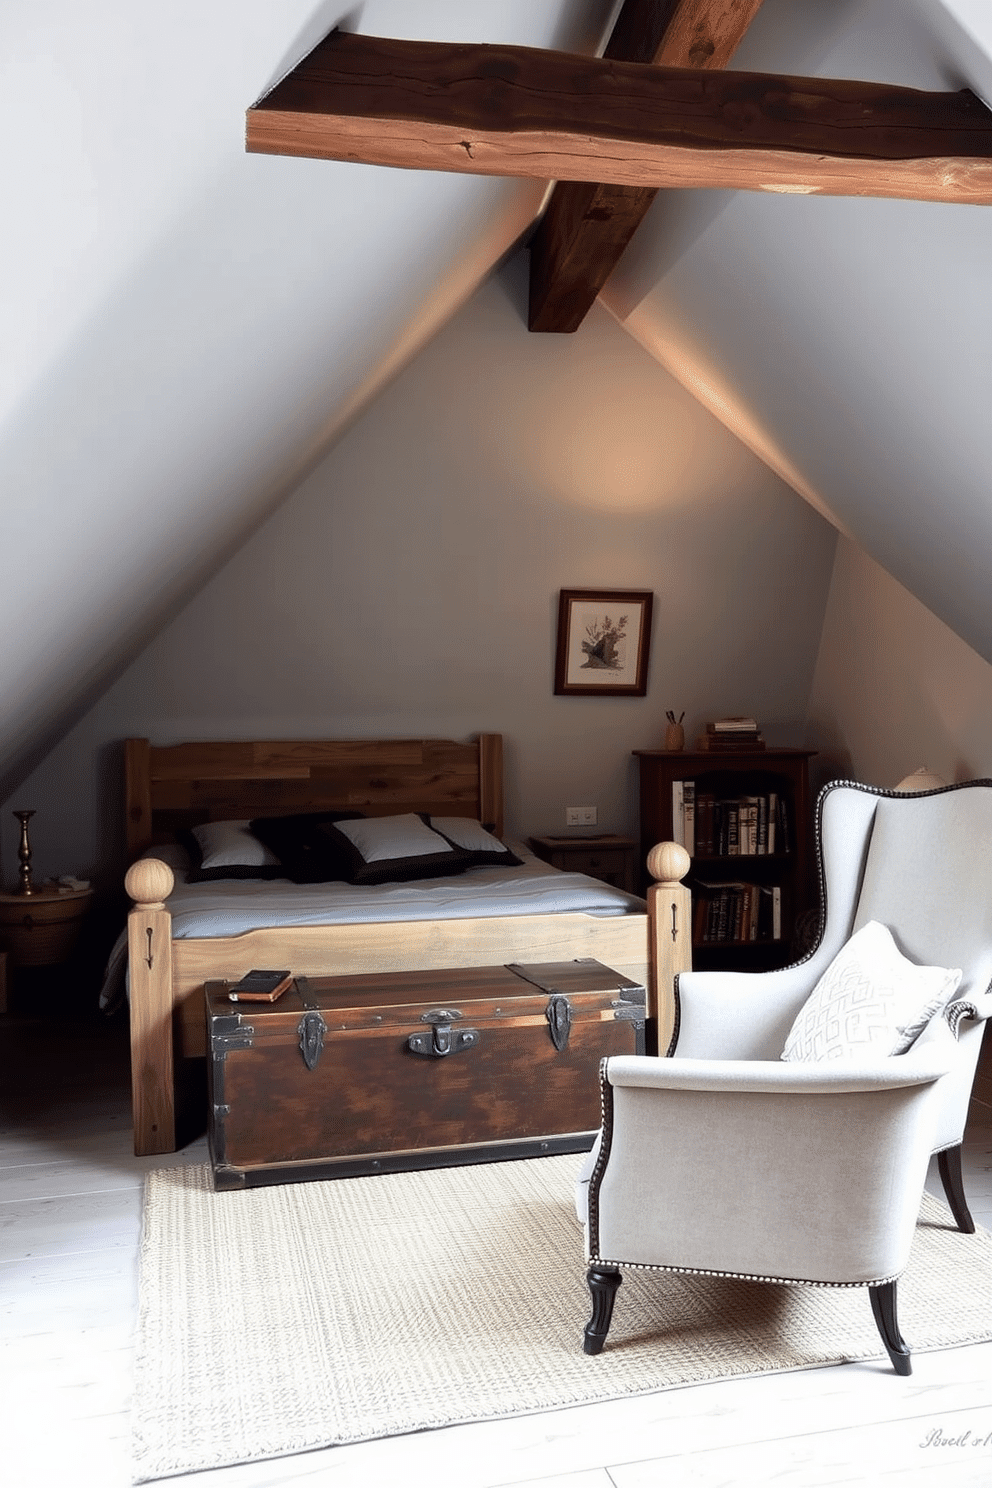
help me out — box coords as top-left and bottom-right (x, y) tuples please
(247, 31), (992, 208)
(531, 0), (767, 332)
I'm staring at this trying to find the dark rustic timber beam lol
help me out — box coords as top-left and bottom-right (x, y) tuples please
(531, 0), (767, 333)
(246, 30), (992, 213)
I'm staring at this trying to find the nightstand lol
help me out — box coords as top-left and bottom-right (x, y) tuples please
(528, 834), (639, 894)
(0, 884), (94, 968)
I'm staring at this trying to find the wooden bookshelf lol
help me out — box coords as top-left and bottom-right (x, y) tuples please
(633, 747), (816, 971)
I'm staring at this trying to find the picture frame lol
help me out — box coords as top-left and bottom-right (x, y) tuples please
(554, 589), (653, 696)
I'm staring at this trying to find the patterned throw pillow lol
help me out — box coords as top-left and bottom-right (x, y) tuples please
(781, 920), (962, 1063)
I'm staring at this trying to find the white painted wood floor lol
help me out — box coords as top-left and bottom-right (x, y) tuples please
(2, 1007), (991, 1488)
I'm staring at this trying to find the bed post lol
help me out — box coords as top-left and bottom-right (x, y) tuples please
(126, 858), (176, 1155)
(645, 841), (692, 1057)
(479, 734), (503, 838)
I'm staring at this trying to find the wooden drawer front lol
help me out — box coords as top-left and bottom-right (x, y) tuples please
(555, 848), (626, 876)
(530, 840), (637, 892)
(0, 893), (91, 967)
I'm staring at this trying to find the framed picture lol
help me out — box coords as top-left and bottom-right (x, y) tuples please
(554, 589), (653, 696)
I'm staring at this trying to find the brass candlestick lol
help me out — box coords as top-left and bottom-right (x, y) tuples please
(13, 809), (36, 895)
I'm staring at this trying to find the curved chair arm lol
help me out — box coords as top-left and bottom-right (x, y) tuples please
(931, 988), (992, 1156)
(605, 1042), (955, 1099)
(586, 1024), (956, 1287)
(946, 988), (992, 1035)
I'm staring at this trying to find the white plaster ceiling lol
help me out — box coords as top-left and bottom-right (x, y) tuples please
(2, 0), (991, 796)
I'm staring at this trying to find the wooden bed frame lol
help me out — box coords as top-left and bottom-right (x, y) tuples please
(124, 735), (688, 1156)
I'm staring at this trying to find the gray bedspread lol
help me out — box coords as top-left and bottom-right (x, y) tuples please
(99, 841), (644, 1012)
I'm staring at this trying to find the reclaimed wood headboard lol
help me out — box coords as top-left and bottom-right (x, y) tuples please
(124, 735), (504, 859)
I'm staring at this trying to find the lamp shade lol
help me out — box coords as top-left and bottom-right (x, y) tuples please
(894, 767), (947, 792)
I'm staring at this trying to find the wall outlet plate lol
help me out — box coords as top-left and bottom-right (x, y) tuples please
(566, 806), (597, 826)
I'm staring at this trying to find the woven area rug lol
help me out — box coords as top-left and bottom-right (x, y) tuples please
(132, 1156), (992, 1482)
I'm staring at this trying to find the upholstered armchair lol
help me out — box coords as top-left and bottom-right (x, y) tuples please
(577, 779), (992, 1374)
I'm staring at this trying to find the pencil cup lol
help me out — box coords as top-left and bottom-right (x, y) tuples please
(664, 723), (685, 751)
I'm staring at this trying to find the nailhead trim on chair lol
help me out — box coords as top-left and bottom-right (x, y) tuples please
(584, 1059), (614, 1263)
(584, 1253), (903, 1290)
(665, 978), (681, 1058)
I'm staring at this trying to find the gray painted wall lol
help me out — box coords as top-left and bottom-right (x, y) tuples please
(1, 258), (837, 891)
(809, 537), (992, 795)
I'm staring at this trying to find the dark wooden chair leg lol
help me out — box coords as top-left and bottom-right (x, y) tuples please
(583, 1266), (622, 1355)
(937, 1144), (976, 1233)
(869, 1280), (911, 1375)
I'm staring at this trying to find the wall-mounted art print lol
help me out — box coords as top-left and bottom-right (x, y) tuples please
(554, 589), (653, 696)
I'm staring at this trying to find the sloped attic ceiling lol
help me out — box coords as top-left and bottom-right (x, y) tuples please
(4, 0), (992, 803)
(597, 0), (992, 661)
(0, 0), (615, 799)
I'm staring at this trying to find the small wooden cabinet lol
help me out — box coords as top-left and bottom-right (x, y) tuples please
(0, 885), (94, 967)
(633, 748), (815, 970)
(528, 834), (638, 894)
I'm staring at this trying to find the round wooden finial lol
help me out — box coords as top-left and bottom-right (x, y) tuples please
(125, 857), (174, 908)
(646, 840), (690, 885)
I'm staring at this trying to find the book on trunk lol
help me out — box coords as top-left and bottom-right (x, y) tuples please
(228, 969), (294, 1003)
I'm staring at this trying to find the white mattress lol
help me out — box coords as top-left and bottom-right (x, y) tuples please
(99, 840), (644, 1012)
(166, 841), (641, 937)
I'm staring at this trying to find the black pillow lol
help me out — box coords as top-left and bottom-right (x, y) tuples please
(318, 813), (473, 886)
(249, 812), (364, 884)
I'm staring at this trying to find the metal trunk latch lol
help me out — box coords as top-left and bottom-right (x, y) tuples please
(408, 1007), (480, 1058)
(298, 1010), (327, 1070)
(546, 993), (572, 1051)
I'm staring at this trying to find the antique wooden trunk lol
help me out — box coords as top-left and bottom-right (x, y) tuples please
(206, 959), (645, 1189)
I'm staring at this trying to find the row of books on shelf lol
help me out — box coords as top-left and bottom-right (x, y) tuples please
(672, 781), (790, 857)
(693, 881), (783, 945)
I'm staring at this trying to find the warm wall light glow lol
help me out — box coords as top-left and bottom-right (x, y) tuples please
(523, 378), (735, 513)
(602, 302), (853, 536)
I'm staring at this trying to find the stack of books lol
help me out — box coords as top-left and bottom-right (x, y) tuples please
(696, 717), (765, 752)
